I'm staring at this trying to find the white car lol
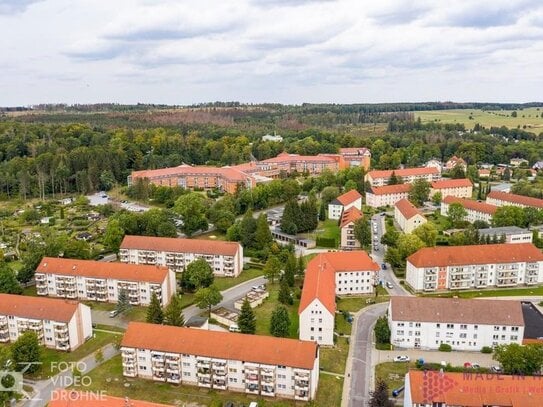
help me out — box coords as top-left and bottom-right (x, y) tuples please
(393, 355), (410, 363)
(386, 282), (393, 289)
(491, 366), (502, 373)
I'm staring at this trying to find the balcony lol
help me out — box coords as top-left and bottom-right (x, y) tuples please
(124, 367), (137, 377)
(166, 374), (181, 384)
(152, 372), (165, 381)
(55, 341), (70, 351)
(122, 358), (135, 367)
(213, 379), (227, 390)
(0, 334), (9, 342)
(197, 360), (211, 369)
(0, 325), (8, 334)
(36, 286), (48, 295)
(295, 391), (310, 401)
(261, 385), (275, 397)
(245, 383), (259, 394)
(54, 324), (68, 333)
(198, 378), (212, 388)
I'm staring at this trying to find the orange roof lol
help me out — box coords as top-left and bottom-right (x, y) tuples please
(131, 165), (251, 182)
(121, 322), (318, 370)
(0, 293), (79, 322)
(407, 370), (543, 406)
(442, 196), (497, 214)
(367, 167), (439, 179)
(395, 199), (424, 220)
(334, 189), (362, 206)
(487, 190), (543, 209)
(390, 297), (524, 326)
(261, 153), (337, 164)
(340, 206), (363, 228)
(120, 235), (241, 256)
(369, 183), (411, 195)
(407, 243), (543, 268)
(36, 257), (169, 284)
(431, 178), (473, 189)
(299, 251), (379, 314)
(49, 390), (173, 406)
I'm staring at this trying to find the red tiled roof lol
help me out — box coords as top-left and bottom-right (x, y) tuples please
(369, 183), (411, 195)
(36, 257), (169, 284)
(487, 190), (543, 209)
(299, 252), (379, 314)
(131, 165), (251, 182)
(367, 167), (439, 179)
(0, 293), (79, 323)
(121, 322), (318, 370)
(120, 235), (241, 256)
(390, 297), (524, 326)
(407, 370), (543, 407)
(407, 243), (543, 268)
(395, 199), (423, 220)
(340, 206), (363, 228)
(442, 196), (497, 215)
(335, 189), (362, 206)
(261, 153), (337, 164)
(49, 390), (174, 407)
(431, 178), (473, 189)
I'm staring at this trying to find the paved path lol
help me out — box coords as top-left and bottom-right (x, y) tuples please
(23, 343), (119, 407)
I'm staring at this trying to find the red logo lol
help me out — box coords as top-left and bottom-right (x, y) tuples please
(422, 371), (458, 403)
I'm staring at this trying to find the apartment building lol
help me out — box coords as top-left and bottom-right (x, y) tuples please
(328, 189), (362, 220)
(478, 226), (533, 244)
(365, 183), (411, 208)
(50, 391), (174, 407)
(394, 199), (426, 234)
(389, 296), (524, 351)
(406, 243), (543, 292)
(486, 190), (543, 209)
(35, 257), (176, 307)
(444, 155), (467, 171)
(403, 370), (543, 407)
(440, 196), (497, 223)
(430, 178), (473, 199)
(0, 294), (92, 351)
(338, 147), (371, 170)
(299, 251), (379, 345)
(120, 322), (319, 401)
(340, 207), (363, 250)
(120, 235), (243, 277)
(365, 167), (440, 187)
(260, 152), (344, 176)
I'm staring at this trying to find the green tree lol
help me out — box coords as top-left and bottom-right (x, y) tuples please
(381, 227), (399, 246)
(447, 202), (468, 226)
(278, 278), (293, 305)
(408, 180), (430, 206)
(297, 255), (305, 278)
(182, 259), (214, 291)
(353, 218), (371, 249)
(320, 186), (340, 205)
(146, 292), (164, 324)
(431, 191), (442, 205)
(449, 165), (466, 179)
(492, 206), (526, 227)
(388, 171), (401, 185)
(99, 170), (116, 191)
(503, 167), (511, 181)
(284, 253), (297, 287)
(413, 222), (438, 247)
(368, 378), (394, 407)
(344, 179), (357, 191)
(270, 305), (290, 337)
(254, 213), (273, 250)
(103, 219), (125, 253)
(163, 295), (185, 326)
(374, 316), (391, 344)
(238, 298), (256, 334)
(263, 255), (281, 283)
(493, 343), (543, 375)
(116, 288), (131, 314)
(174, 192), (209, 236)
(281, 199), (301, 235)
(511, 111), (517, 117)
(318, 201), (326, 221)
(0, 264), (22, 294)
(195, 285), (222, 317)
(239, 209), (257, 248)
(12, 331), (41, 373)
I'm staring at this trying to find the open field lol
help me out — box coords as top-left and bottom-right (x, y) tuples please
(415, 108), (543, 131)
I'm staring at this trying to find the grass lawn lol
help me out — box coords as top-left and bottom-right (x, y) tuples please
(314, 373), (344, 406)
(22, 285), (38, 297)
(375, 362), (411, 393)
(336, 291), (389, 313)
(213, 268), (264, 292)
(254, 282), (299, 339)
(427, 213), (451, 233)
(423, 286), (543, 299)
(320, 336), (349, 374)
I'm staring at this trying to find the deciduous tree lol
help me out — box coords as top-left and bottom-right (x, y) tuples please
(195, 285), (222, 317)
(263, 255), (281, 283)
(12, 331), (41, 373)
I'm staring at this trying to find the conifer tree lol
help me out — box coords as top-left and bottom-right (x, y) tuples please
(238, 298), (256, 334)
(146, 291), (164, 324)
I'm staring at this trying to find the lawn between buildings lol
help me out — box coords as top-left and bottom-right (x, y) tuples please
(422, 286), (543, 298)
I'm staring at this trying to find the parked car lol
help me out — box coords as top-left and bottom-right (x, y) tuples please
(464, 362), (472, 369)
(381, 263), (387, 270)
(393, 355), (410, 363)
(386, 281), (393, 289)
(109, 310), (119, 318)
(229, 324), (240, 332)
(491, 366), (502, 373)
(472, 363), (481, 369)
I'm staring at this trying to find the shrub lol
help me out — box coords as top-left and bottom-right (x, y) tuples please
(375, 343), (391, 350)
(439, 343), (452, 352)
(316, 236), (337, 248)
(481, 346), (493, 354)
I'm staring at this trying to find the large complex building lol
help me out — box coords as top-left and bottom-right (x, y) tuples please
(366, 183), (411, 208)
(406, 243), (543, 292)
(328, 189), (362, 220)
(365, 167), (440, 187)
(35, 257), (176, 307)
(0, 294), (92, 351)
(298, 251), (379, 345)
(430, 178), (473, 199)
(441, 196), (497, 224)
(478, 226), (533, 244)
(389, 297), (524, 351)
(339, 207), (363, 250)
(338, 147), (371, 170)
(486, 190), (543, 209)
(120, 322), (319, 401)
(394, 199), (426, 234)
(403, 370), (543, 407)
(120, 235), (243, 277)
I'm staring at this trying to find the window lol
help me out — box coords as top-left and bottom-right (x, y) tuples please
(511, 335), (518, 341)
(436, 323), (440, 328)
(460, 324), (467, 330)
(512, 326), (519, 332)
(446, 324), (454, 329)
(436, 332), (440, 338)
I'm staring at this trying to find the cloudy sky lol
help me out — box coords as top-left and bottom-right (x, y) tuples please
(1, 0), (542, 105)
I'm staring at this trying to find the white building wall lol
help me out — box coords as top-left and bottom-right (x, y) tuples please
(335, 270), (376, 295)
(299, 299), (335, 346)
(440, 202), (493, 224)
(328, 203), (343, 220)
(366, 191), (410, 208)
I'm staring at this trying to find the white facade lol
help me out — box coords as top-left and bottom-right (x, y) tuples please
(479, 227), (533, 244)
(298, 299), (335, 346)
(440, 200), (494, 224)
(327, 194), (362, 220)
(340, 221), (360, 250)
(366, 169), (440, 187)
(394, 205), (426, 234)
(366, 189), (410, 208)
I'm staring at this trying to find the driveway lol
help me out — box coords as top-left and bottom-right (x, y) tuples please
(374, 349), (495, 368)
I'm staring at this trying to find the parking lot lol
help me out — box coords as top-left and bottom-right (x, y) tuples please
(375, 348), (496, 368)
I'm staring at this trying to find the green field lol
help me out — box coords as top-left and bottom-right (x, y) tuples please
(415, 108), (543, 131)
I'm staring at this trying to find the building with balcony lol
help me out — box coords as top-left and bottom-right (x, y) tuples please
(478, 226), (533, 244)
(365, 167), (440, 187)
(339, 207), (363, 250)
(365, 183), (411, 208)
(0, 294), (91, 351)
(328, 189), (362, 220)
(120, 322), (319, 401)
(338, 147), (371, 170)
(406, 243), (543, 292)
(299, 251), (380, 345)
(50, 390), (175, 406)
(441, 196), (497, 224)
(119, 235), (243, 277)
(430, 178), (473, 199)
(394, 199), (426, 234)
(486, 190), (543, 210)
(389, 296), (525, 351)
(35, 257), (176, 306)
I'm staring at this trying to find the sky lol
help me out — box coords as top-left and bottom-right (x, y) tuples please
(1, 0), (542, 106)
